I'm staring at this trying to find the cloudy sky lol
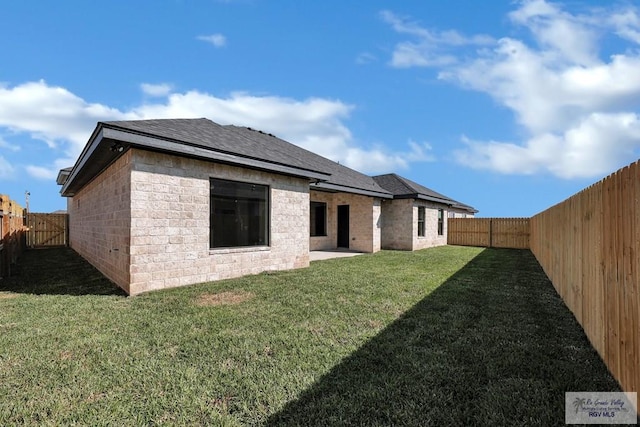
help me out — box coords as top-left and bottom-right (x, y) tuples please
(1, 0), (639, 216)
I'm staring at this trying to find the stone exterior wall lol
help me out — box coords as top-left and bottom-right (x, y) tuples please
(380, 198), (451, 250)
(372, 199), (382, 252)
(67, 145), (472, 293)
(413, 200), (448, 250)
(309, 190), (335, 251)
(309, 190), (381, 253)
(380, 198), (413, 250)
(68, 151), (132, 291)
(128, 149), (310, 295)
(67, 149), (310, 295)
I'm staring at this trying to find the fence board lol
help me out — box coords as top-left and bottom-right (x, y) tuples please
(530, 159), (639, 413)
(0, 194), (27, 278)
(447, 218), (529, 249)
(26, 213), (68, 248)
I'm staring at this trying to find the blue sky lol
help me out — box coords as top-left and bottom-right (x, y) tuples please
(1, 0), (640, 216)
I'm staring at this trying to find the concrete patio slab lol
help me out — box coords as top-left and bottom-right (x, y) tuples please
(310, 250), (365, 261)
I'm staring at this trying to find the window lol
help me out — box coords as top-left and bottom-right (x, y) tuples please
(310, 201), (327, 236)
(417, 206), (425, 237)
(437, 208), (444, 236)
(210, 178), (269, 248)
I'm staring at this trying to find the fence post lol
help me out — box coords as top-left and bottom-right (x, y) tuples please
(489, 218), (493, 248)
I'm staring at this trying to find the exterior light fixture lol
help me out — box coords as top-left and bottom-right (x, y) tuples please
(110, 143), (124, 153)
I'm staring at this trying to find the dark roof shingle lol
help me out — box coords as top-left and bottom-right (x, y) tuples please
(100, 118), (391, 197)
(373, 173), (477, 213)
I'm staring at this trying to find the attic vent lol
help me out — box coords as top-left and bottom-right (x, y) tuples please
(246, 127), (276, 138)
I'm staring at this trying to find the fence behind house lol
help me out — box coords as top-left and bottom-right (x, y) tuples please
(447, 217), (530, 249)
(26, 213), (69, 248)
(0, 194), (27, 278)
(530, 160), (639, 412)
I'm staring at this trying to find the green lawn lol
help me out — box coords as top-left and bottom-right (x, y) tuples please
(0, 246), (621, 426)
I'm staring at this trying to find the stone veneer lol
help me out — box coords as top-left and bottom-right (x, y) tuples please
(380, 198), (414, 250)
(381, 199), (470, 250)
(309, 190), (381, 253)
(68, 151), (132, 290)
(70, 148), (310, 295)
(413, 200), (448, 250)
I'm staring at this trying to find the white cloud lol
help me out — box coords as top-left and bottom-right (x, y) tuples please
(380, 10), (493, 68)
(609, 9), (640, 44)
(140, 83), (173, 97)
(508, 0), (598, 66)
(197, 33), (227, 47)
(384, 1), (640, 179)
(0, 80), (431, 180)
(456, 112), (640, 178)
(25, 157), (76, 180)
(356, 52), (377, 65)
(0, 80), (131, 180)
(133, 90), (429, 173)
(345, 140), (435, 174)
(0, 136), (20, 152)
(0, 80), (129, 150)
(26, 165), (56, 180)
(0, 156), (15, 179)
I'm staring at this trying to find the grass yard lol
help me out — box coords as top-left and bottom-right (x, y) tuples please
(0, 246), (621, 426)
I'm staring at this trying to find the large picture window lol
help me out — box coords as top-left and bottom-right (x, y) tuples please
(310, 201), (327, 236)
(210, 178), (269, 248)
(417, 206), (426, 237)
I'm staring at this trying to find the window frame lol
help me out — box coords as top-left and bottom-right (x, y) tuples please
(209, 178), (270, 249)
(310, 201), (327, 237)
(437, 208), (444, 236)
(417, 206), (426, 237)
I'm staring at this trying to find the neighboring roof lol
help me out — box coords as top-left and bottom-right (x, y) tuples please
(372, 173), (478, 213)
(59, 118), (391, 198)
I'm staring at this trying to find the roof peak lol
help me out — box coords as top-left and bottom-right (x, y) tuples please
(102, 117), (211, 125)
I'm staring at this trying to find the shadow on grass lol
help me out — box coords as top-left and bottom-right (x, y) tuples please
(268, 248), (623, 426)
(0, 247), (125, 296)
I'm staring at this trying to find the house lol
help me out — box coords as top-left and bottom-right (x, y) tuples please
(372, 174), (477, 251)
(58, 118), (476, 295)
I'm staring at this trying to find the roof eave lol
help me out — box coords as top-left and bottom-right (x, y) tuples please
(61, 125), (333, 196)
(392, 193), (455, 205)
(56, 168), (72, 186)
(311, 182), (393, 199)
(104, 127), (331, 181)
(60, 126), (109, 196)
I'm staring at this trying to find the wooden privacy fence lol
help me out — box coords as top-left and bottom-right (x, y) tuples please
(0, 194), (27, 278)
(530, 159), (639, 412)
(26, 213), (69, 248)
(447, 217), (530, 249)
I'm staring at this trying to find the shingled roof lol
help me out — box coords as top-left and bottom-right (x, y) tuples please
(372, 173), (477, 213)
(224, 125), (391, 198)
(103, 119), (328, 175)
(60, 118), (391, 198)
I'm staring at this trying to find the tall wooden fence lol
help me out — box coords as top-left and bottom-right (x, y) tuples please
(448, 217), (530, 249)
(530, 160), (639, 412)
(0, 194), (27, 278)
(26, 213), (69, 248)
